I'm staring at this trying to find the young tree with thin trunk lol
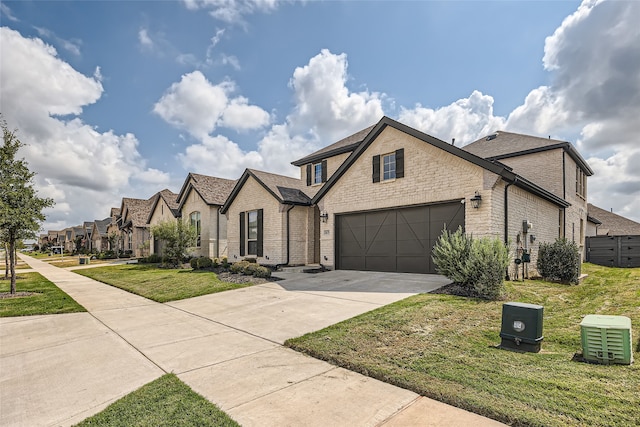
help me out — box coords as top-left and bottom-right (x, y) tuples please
(150, 219), (197, 267)
(0, 121), (54, 293)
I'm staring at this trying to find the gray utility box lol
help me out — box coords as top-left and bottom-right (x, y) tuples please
(499, 302), (544, 353)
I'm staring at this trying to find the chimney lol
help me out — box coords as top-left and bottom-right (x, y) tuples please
(451, 138), (455, 146)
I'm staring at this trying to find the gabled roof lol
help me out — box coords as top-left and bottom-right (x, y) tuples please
(311, 116), (570, 209)
(221, 168), (312, 214)
(92, 218), (112, 236)
(463, 131), (594, 175)
(587, 203), (640, 236)
(146, 189), (181, 223)
(120, 197), (154, 229)
(176, 173), (236, 210)
(291, 125), (376, 166)
(110, 207), (121, 217)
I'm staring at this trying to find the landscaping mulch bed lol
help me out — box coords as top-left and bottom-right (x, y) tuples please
(430, 282), (478, 298)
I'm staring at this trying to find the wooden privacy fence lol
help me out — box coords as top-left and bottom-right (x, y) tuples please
(585, 235), (640, 268)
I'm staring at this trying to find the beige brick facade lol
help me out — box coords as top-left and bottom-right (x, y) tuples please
(225, 176), (316, 266)
(148, 197), (177, 255)
(180, 188), (228, 259)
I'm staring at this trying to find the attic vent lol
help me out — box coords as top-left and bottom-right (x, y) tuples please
(580, 315), (633, 365)
(486, 133), (498, 141)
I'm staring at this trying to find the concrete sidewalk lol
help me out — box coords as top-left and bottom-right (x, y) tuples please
(2, 253), (505, 427)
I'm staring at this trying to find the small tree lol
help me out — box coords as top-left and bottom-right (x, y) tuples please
(150, 219), (197, 267)
(0, 121), (54, 293)
(107, 232), (120, 257)
(537, 238), (580, 284)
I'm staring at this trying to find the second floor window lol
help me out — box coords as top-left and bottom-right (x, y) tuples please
(314, 163), (323, 185)
(190, 211), (201, 247)
(383, 153), (396, 180)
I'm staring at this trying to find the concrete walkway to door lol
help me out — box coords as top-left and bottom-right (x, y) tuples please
(1, 254), (506, 427)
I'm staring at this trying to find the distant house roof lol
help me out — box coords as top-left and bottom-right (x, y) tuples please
(120, 197), (154, 229)
(110, 207), (121, 217)
(93, 218), (112, 236)
(587, 204), (640, 236)
(463, 131), (594, 175)
(291, 125), (376, 166)
(146, 189), (181, 223)
(221, 168), (312, 214)
(176, 173), (236, 210)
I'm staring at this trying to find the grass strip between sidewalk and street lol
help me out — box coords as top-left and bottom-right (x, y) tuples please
(0, 272), (86, 317)
(75, 264), (255, 303)
(74, 374), (239, 427)
(286, 263), (640, 427)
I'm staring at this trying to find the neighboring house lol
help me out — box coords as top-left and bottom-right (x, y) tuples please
(221, 169), (317, 266)
(91, 218), (112, 252)
(83, 221), (94, 252)
(176, 173), (236, 259)
(47, 230), (59, 246)
(463, 131), (593, 259)
(586, 204), (640, 236)
(105, 208), (122, 251)
(64, 228), (73, 253)
(146, 189), (180, 256)
(119, 197), (154, 258)
(70, 226), (85, 253)
(308, 117), (570, 276)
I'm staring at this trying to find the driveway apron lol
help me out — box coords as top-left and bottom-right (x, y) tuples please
(4, 254), (505, 427)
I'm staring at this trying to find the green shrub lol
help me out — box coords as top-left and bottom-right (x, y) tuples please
(230, 261), (250, 274)
(140, 254), (161, 264)
(252, 266), (272, 278)
(190, 257), (199, 269)
(244, 257), (257, 263)
(432, 228), (509, 300)
(212, 258), (220, 268)
(243, 263), (260, 275)
(196, 256), (213, 269)
(465, 237), (509, 300)
(432, 227), (473, 285)
(221, 257), (230, 269)
(537, 238), (579, 284)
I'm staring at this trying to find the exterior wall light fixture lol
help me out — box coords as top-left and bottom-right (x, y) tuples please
(320, 211), (329, 223)
(470, 191), (482, 209)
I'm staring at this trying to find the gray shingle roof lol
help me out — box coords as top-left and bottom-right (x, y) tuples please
(121, 197), (154, 228)
(291, 125), (376, 166)
(587, 204), (640, 236)
(110, 207), (121, 217)
(249, 169), (312, 204)
(463, 130), (593, 175)
(177, 173), (236, 207)
(94, 218), (111, 236)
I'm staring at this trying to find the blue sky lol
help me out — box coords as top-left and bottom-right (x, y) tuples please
(1, 0), (639, 231)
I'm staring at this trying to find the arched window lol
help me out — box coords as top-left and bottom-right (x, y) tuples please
(190, 211), (201, 247)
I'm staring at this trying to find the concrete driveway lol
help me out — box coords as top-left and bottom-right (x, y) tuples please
(2, 254), (504, 427)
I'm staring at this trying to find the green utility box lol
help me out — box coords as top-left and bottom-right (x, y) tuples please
(79, 257), (90, 265)
(580, 315), (633, 365)
(499, 302), (544, 353)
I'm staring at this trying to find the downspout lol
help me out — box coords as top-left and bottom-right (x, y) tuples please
(562, 151), (567, 237)
(285, 205), (295, 266)
(504, 178), (517, 280)
(216, 208), (220, 259)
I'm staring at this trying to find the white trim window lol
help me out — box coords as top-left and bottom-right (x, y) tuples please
(190, 211), (201, 247)
(383, 153), (396, 181)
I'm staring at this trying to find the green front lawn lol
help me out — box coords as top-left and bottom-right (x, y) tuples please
(75, 264), (255, 303)
(75, 374), (239, 427)
(286, 264), (640, 427)
(0, 272), (86, 317)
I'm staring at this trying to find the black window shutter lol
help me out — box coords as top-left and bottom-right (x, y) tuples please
(306, 164), (312, 186)
(395, 148), (404, 178)
(257, 209), (264, 257)
(239, 212), (245, 256)
(372, 155), (380, 183)
(321, 159), (327, 182)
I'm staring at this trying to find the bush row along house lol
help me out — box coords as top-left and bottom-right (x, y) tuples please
(39, 116), (636, 277)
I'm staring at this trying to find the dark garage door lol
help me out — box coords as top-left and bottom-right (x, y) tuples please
(336, 202), (465, 274)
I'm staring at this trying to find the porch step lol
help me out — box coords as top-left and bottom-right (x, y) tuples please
(277, 264), (326, 274)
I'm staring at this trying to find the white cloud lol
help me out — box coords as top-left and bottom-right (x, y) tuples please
(173, 49), (384, 179)
(503, 0), (640, 221)
(138, 28), (154, 49)
(399, 90), (506, 145)
(183, 0), (281, 25)
(153, 70), (269, 137)
(33, 26), (82, 56)
(0, 27), (166, 230)
(1, 3), (19, 22)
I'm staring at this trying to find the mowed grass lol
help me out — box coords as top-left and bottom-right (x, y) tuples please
(0, 272), (86, 317)
(286, 264), (640, 427)
(75, 374), (239, 427)
(76, 264), (255, 302)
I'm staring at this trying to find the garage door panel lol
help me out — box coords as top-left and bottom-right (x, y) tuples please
(365, 256), (396, 272)
(337, 202), (464, 274)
